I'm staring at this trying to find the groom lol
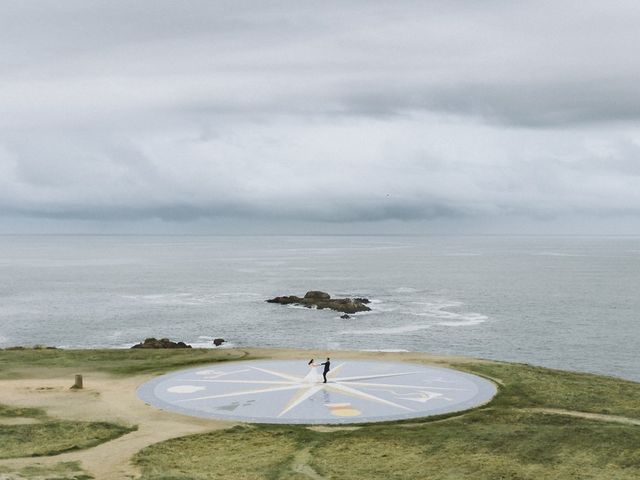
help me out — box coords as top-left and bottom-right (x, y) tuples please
(320, 357), (330, 383)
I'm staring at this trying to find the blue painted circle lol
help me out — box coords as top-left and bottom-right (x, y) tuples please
(137, 359), (496, 424)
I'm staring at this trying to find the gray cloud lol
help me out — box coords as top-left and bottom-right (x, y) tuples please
(1, 1), (640, 232)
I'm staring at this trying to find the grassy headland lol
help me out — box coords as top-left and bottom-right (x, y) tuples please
(0, 348), (639, 479)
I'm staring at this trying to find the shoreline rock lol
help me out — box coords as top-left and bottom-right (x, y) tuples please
(131, 338), (192, 349)
(4, 345), (58, 350)
(266, 291), (371, 314)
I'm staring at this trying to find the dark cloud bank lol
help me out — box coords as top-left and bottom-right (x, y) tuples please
(1, 0), (640, 233)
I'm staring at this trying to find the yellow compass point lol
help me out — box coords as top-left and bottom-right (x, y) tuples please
(326, 402), (362, 417)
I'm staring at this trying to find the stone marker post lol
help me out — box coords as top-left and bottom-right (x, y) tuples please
(72, 374), (83, 389)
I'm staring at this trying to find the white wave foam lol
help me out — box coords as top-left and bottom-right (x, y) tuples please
(358, 299), (397, 315)
(405, 301), (488, 326)
(122, 292), (261, 306)
(532, 252), (585, 257)
(106, 330), (124, 340)
(284, 304), (317, 310)
(122, 293), (208, 306)
(360, 349), (410, 353)
(341, 324), (431, 335)
(437, 315), (487, 327)
(394, 287), (418, 293)
(189, 341), (236, 349)
(342, 299), (488, 335)
(353, 309), (386, 316)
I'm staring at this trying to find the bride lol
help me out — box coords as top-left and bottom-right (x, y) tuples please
(303, 359), (321, 383)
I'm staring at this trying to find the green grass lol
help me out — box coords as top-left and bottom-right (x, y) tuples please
(0, 421), (136, 459)
(135, 426), (300, 480)
(0, 403), (46, 420)
(130, 353), (640, 480)
(0, 348), (252, 378)
(0, 461), (93, 479)
(134, 412), (640, 480)
(311, 410), (640, 480)
(448, 361), (640, 419)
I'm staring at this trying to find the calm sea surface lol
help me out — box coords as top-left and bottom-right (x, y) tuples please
(0, 235), (638, 381)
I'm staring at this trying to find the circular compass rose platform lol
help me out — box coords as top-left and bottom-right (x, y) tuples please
(137, 359), (496, 424)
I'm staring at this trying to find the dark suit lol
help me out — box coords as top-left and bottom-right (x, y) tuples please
(320, 360), (330, 383)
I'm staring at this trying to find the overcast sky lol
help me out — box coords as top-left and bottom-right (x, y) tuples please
(1, 0), (640, 234)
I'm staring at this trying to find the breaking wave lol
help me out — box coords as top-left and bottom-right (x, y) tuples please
(341, 299), (488, 335)
(122, 292), (262, 306)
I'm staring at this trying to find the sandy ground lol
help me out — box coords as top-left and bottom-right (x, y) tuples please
(0, 371), (232, 479)
(0, 348), (490, 479)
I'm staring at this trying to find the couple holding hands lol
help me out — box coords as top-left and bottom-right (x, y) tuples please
(304, 357), (330, 383)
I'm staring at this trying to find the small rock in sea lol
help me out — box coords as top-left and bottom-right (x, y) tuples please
(266, 291), (371, 314)
(340, 314), (351, 319)
(213, 338), (225, 346)
(131, 337), (192, 349)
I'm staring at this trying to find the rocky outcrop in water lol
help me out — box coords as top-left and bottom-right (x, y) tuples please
(213, 338), (225, 346)
(266, 291), (371, 314)
(131, 338), (192, 349)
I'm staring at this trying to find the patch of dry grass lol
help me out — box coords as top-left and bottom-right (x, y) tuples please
(453, 361), (640, 419)
(311, 410), (640, 479)
(134, 426), (298, 480)
(0, 421), (135, 459)
(0, 461), (92, 479)
(135, 411), (640, 480)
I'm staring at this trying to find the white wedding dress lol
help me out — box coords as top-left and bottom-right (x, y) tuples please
(303, 364), (321, 383)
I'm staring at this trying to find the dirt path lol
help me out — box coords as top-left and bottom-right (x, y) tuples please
(0, 373), (234, 479)
(291, 447), (327, 480)
(528, 408), (640, 426)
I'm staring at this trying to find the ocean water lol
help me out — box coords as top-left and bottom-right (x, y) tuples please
(0, 235), (638, 381)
